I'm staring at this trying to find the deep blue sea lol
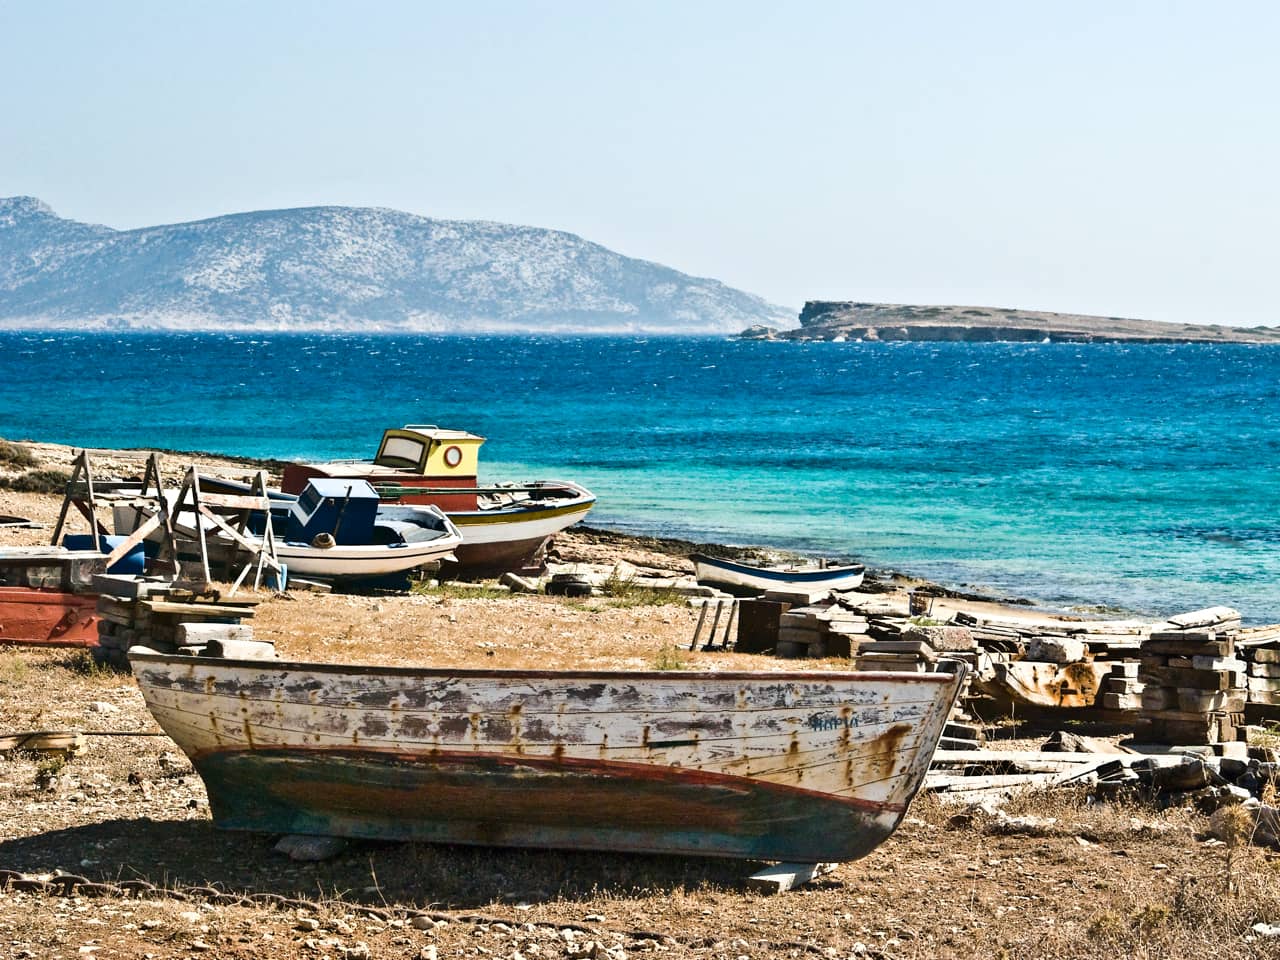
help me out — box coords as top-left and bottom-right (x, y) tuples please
(3, 333), (1279, 621)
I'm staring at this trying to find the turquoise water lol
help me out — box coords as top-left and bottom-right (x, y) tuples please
(2, 333), (1279, 621)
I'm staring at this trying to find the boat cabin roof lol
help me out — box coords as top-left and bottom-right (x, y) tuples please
(374, 425), (484, 471)
(303, 478), (381, 502)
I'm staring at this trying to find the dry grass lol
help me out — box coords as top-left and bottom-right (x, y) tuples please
(4, 439), (1280, 958)
(2, 642), (1278, 959)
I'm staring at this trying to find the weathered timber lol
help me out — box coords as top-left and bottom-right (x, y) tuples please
(0, 730), (86, 755)
(130, 649), (967, 863)
(745, 861), (838, 894)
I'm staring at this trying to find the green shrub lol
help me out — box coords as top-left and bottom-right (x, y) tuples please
(0, 469), (70, 493)
(651, 643), (688, 671)
(0, 440), (38, 468)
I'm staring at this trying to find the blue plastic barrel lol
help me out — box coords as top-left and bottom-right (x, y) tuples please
(63, 534), (147, 575)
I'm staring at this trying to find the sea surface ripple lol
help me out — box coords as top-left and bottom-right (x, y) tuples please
(3, 333), (1278, 621)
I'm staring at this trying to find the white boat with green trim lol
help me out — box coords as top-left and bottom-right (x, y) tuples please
(281, 426), (595, 577)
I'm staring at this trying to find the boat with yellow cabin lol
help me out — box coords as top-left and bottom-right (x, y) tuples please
(282, 426), (595, 578)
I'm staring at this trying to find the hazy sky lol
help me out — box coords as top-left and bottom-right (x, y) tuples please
(2, 1), (1276, 325)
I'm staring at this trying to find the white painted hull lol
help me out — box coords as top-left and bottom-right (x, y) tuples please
(130, 650), (965, 862)
(691, 554), (866, 596)
(113, 500), (463, 582)
(276, 539), (458, 578)
(450, 501), (595, 547)
(442, 486), (596, 575)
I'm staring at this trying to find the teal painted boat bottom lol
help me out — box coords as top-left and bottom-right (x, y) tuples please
(195, 747), (897, 863)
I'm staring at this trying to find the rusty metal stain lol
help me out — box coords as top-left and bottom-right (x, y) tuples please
(991, 660), (1110, 708)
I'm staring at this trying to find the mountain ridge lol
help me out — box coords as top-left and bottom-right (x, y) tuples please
(0, 196), (792, 334)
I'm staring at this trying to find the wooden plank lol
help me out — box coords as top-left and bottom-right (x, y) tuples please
(1166, 606), (1241, 629)
(924, 772), (1064, 792)
(0, 730), (86, 755)
(141, 600), (255, 618)
(745, 861), (838, 894)
(688, 601), (709, 651)
(702, 599), (725, 652)
(102, 513), (160, 569)
(193, 491), (274, 510)
(931, 749), (1126, 765)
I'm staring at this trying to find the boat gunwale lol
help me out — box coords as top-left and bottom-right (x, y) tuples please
(129, 648), (963, 686)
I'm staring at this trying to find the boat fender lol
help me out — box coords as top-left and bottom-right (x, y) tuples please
(311, 533), (336, 549)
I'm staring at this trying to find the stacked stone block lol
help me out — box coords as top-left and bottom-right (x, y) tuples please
(1138, 607), (1244, 744)
(92, 576), (263, 669)
(1099, 661), (1144, 711)
(1245, 645), (1280, 709)
(774, 603), (869, 658)
(856, 625), (975, 673)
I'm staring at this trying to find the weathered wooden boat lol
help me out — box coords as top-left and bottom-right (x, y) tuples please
(114, 478), (463, 583)
(130, 649), (966, 863)
(691, 553), (866, 597)
(281, 426), (596, 577)
(0, 546), (107, 647)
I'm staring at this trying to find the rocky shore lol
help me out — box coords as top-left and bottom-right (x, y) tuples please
(743, 301), (1280, 344)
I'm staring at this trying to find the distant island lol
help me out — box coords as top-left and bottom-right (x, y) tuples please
(0, 196), (791, 334)
(742, 301), (1280, 344)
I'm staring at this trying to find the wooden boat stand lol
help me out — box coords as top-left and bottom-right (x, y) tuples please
(52, 450), (178, 576)
(149, 465), (284, 594)
(51, 451), (283, 595)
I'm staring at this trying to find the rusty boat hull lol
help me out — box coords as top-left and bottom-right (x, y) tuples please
(130, 651), (966, 863)
(0, 547), (108, 648)
(0, 588), (99, 647)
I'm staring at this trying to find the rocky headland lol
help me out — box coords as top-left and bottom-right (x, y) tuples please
(743, 301), (1280, 344)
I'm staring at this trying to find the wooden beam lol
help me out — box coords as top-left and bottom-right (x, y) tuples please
(0, 730), (86, 755)
(745, 862), (838, 894)
(102, 514), (160, 569)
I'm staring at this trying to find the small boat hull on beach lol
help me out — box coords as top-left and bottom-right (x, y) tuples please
(113, 478), (463, 584)
(436, 483), (595, 577)
(281, 426), (596, 577)
(130, 650), (965, 863)
(0, 588), (99, 647)
(691, 553), (866, 597)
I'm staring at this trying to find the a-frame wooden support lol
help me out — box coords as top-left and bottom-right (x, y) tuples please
(50, 450), (111, 547)
(169, 465), (283, 595)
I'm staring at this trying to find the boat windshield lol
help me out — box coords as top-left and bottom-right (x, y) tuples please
(297, 486), (323, 519)
(376, 435), (427, 469)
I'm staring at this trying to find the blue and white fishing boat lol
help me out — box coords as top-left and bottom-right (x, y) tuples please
(690, 553), (866, 597)
(114, 478), (462, 583)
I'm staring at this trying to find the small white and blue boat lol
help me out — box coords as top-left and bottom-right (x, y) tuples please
(690, 553), (866, 597)
(114, 478), (462, 583)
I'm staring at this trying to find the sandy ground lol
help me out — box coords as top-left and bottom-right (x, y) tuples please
(3, 439), (1280, 959)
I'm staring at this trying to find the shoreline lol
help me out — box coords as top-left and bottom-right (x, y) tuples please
(0, 434), (1244, 625)
(0, 432), (1040, 614)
